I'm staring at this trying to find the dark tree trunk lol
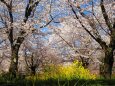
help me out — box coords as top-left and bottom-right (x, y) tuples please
(31, 66), (36, 75)
(100, 48), (114, 79)
(9, 45), (20, 77)
(9, 37), (24, 77)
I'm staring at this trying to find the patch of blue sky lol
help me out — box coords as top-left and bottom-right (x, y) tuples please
(83, 10), (92, 15)
(33, 24), (52, 41)
(50, 9), (71, 27)
(0, 38), (4, 47)
(79, 0), (99, 15)
(0, 6), (4, 12)
(40, 27), (51, 34)
(33, 24), (39, 29)
(51, 22), (61, 27)
(33, 22), (52, 39)
(75, 40), (81, 48)
(0, 22), (4, 28)
(96, 24), (109, 35)
(36, 4), (44, 13)
(51, 10), (66, 18)
(13, 13), (24, 22)
(42, 35), (50, 41)
(80, 0), (98, 8)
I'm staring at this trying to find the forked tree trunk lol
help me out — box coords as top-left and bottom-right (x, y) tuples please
(9, 38), (24, 77)
(100, 48), (114, 79)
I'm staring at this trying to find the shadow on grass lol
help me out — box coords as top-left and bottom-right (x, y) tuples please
(0, 76), (115, 86)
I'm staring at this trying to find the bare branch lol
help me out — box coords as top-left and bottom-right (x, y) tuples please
(100, 0), (113, 32)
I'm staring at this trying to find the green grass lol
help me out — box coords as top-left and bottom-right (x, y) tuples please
(0, 76), (115, 86)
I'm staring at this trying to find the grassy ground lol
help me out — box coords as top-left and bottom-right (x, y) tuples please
(0, 71), (115, 86)
(0, 77), (115, 86)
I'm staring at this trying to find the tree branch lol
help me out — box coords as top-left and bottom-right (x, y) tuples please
(0, 0), (14, 47)
(24, 0), (41, 23)
(69, 2), (108, 49)
(100, 0), (113, 32)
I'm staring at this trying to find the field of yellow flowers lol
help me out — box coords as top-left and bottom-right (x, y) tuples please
(30, 60), (96, 80)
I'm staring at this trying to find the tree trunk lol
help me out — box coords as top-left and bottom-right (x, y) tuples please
(100, 48), (114, 79)
(9, 45), (20, 77)
(31, 66), (36, 75)
(8, 35), (24, 77)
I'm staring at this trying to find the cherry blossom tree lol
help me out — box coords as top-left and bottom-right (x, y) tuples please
(68, 0), (115, 79)
(0, 0), (61, 77)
